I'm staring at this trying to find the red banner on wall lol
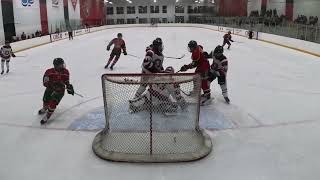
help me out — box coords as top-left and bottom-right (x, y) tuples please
(285, 0), (294, 21)
(261, 0), (267, 14)
(39, 0), (48, 34)
(80, 0), (105, 25)
(218, 0), (247, 17)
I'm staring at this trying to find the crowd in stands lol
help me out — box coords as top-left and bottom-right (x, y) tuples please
(249, 9), (286, 26)
(249, 9), (318, 26)
(12, 30), (43, 42)
(294, 15), (318, 25)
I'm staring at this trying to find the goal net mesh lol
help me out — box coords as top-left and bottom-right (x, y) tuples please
(92, 73), (212, 162)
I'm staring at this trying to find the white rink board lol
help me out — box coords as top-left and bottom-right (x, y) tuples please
(1, 26), (320, 180)
(9, 23), (320, 56)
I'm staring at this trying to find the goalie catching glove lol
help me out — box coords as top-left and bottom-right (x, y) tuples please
(67, 84), (75, 96)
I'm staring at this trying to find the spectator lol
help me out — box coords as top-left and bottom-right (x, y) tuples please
(21, 32), (26, 40)
(273, 9), (277, 17)
(310, 16), (318, 25)
(35, 30), (40, 37)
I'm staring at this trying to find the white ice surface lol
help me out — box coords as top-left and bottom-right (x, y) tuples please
(0, 27), (320, 180)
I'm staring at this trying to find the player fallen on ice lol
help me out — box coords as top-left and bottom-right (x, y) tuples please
(222, 31), (234, 50)
(179, 40), (211, 105)
(129, 67), (187, 113)
(134, 38), (165, 99)
(105, 33), (127, 70)
(0, 40), (16, 74)
(205, 45), (230, 104)
(38, 58), (75, 125)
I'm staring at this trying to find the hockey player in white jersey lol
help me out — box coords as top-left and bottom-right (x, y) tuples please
(205, 45), (230, 104)
(0, 41), (16, 74)
(134, 38), (164, 98)
(129, 67), (187, 113)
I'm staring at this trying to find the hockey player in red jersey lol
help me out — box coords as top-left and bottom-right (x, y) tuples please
(179, 40), (211, 105)
(207, 45), (230, 104)
(38, 58), (75, 125)
(222, 31), (234, 49)
(1, 41), (16, 74)
(134, 38), (165, 98)
(105, 33), (127, 70)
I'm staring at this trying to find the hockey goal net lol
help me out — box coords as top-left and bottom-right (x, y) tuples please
(92, 73), (212, 162)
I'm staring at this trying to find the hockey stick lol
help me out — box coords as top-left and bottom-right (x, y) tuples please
(74, 92), (84, 98)
(15, 55), (27, 57)
(165, 54), (185, 59)
(180, 89), (191, 96)
(67, 88), (84, 98)
(127, 53), (141, 59)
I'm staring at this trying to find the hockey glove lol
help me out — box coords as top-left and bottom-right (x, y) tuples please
(67, 84), (75, 96)
(12, 54), (16, 58)
(208, 70), (217, 82)
(123, 51), (127, 55)
(203, 52), (210, 59)
(106, 46), (110, 51)
(179, 65), (189, 72)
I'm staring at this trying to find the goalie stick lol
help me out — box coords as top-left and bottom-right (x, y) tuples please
(180, 89), (193, 96)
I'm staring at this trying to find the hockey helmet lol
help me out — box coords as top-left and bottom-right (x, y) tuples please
(188, 40), (197, 52)
(228, 31), (232, 34)
(152, 38), (163, 52)
(155, 37), (162, 44)
(117, 33), (123, 38)
(53, 58), (65, 71)
(213, 45), (224, 57)
(165, 66), (174, 73)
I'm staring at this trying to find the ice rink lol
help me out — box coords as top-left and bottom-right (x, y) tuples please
(1, 26), (320, 180)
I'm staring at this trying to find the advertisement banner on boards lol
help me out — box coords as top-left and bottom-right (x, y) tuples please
(15, 0), (39, 8)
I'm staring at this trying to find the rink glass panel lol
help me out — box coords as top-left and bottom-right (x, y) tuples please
(92, 73), (212, 162)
